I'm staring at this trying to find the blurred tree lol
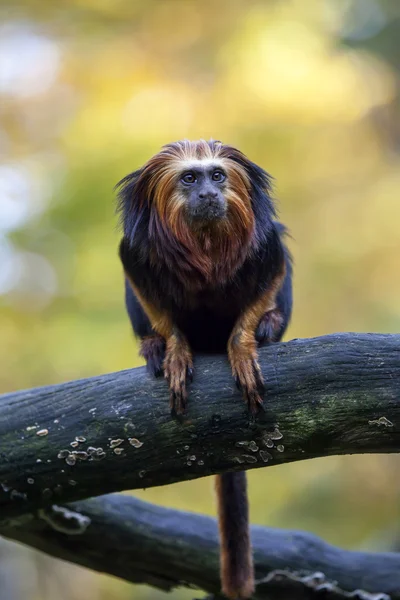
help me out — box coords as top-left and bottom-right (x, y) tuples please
(0, 0), (399, 598)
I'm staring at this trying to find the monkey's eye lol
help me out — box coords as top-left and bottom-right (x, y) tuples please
(181, 172), (197, 185)
(212, 170), (226, 183)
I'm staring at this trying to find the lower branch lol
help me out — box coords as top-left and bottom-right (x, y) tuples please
(1, 494), (398, 599)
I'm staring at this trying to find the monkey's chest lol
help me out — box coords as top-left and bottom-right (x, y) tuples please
(163, 259), (267, 352)
(175, 290), (249, 353)
(177, 307), (236, 353)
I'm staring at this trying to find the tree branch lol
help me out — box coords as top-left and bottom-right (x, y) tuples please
(0, 333), (399, 522)
(1, 493), (398, 599)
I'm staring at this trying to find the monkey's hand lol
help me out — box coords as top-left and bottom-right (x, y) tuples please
(164, 329), (194, 415)
(228, 330), (264, 414)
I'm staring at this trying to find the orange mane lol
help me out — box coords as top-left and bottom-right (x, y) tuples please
(134, 140), (256, 287)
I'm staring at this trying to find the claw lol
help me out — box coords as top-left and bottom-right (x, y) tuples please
(170, 402), (186, 421)
(170, 388), (187, 416)
(253, 362), (265, 395)
(247, 390), (264, 415)
(231, 356), (265, 415)
(187, 367), (194, 383)
(151, 363), (164, 378)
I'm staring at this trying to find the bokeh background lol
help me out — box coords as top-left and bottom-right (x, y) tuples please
(1, 0), (400, 598)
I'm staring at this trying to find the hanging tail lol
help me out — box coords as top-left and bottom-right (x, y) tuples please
(215, 471), (254, 599)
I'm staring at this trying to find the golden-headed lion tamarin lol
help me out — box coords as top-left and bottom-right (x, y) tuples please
(117, 139), (292, 599)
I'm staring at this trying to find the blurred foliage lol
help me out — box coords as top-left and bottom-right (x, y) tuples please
(1, 0), (400, 598)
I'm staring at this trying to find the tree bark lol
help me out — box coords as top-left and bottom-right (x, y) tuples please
(0, 333), (399, 522)
(0, 332), (399, 598)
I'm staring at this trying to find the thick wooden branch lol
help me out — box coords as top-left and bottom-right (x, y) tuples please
(1, 494), (398, 599)
(0, 333), (399, 522)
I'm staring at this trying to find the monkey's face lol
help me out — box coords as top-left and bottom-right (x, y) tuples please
(178, 162), (228, 225)
(118, 140), (260, 248)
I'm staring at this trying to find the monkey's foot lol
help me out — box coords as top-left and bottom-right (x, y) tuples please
(164, 335), (193, 415)
(255, 308), (284, 344)
(140, 334), (166, 377)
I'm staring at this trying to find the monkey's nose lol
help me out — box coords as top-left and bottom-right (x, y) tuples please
(199, 191), (218, 200)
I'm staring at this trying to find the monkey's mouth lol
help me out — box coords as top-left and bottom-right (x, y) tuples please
(187, 199), (227, 224)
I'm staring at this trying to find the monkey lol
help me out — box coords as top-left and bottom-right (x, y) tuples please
(117, 139), (292, 600)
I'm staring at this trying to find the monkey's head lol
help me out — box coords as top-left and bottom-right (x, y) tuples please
(117, 140), (276, 282)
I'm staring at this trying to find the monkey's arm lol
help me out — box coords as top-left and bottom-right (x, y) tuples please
(227, 264), (286, 413)
(120, 239), (193, 414)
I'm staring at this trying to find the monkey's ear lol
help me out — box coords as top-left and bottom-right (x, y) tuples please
(115, 169), (149, 244)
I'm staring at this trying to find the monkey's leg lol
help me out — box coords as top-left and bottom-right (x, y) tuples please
(163, 329), (193, 415)
(255, 308), (284, 344)
(140, 334), (166, 377)
(228, 269), (285, 413)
